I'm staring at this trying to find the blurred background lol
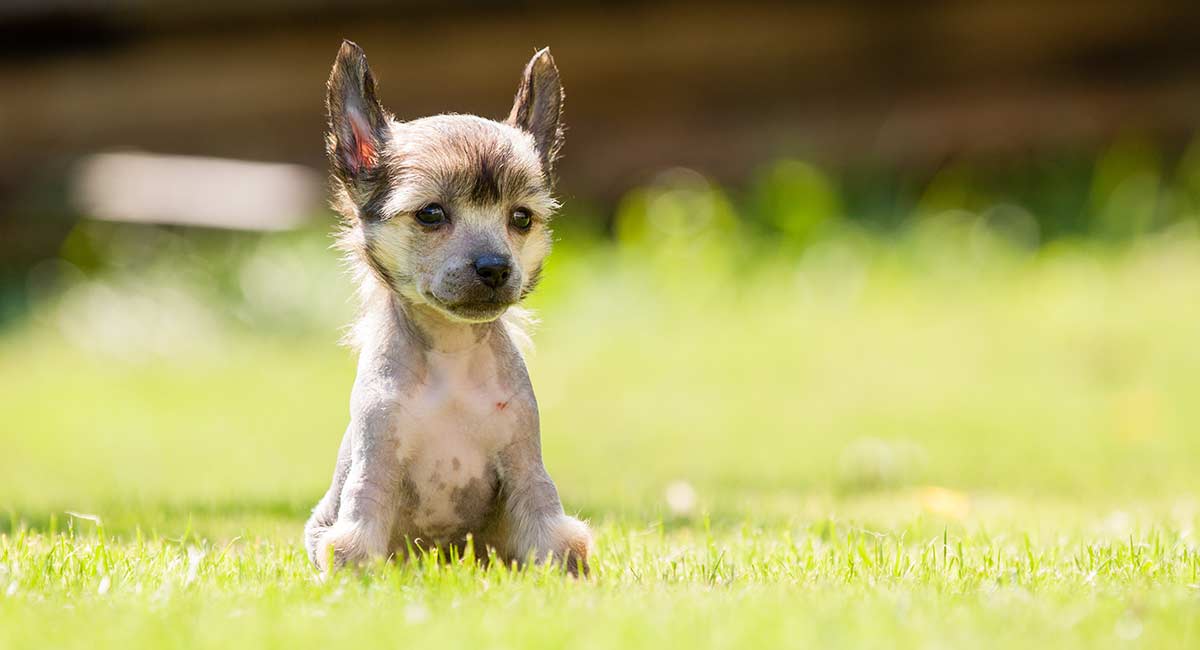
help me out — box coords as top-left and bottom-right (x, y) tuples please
(3, 0), (1200, 530)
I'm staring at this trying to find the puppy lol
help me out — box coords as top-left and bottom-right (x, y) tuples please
(303, 41), (590, 575)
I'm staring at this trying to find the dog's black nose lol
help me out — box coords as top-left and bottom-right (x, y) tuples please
(473, 255), (512, 289)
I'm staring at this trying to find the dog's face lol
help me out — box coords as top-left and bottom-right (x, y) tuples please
(326, 41), (564, 323)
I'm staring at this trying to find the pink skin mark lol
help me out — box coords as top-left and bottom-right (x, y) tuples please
(496, 400), (509, 411)
(347, 109), (376, 174)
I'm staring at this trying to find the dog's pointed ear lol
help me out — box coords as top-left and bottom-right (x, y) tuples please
(507, 48), (564, 176)
(326, 40), (390, 193)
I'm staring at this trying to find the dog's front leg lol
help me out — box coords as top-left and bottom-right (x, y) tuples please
(495, 430), (591, 575)
(313, 409), (400, 572)
(304, 424), (353, 567)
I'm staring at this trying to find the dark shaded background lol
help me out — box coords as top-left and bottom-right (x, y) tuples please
(4, 0), (1200, 279)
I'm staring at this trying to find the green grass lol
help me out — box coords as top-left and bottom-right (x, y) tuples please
(4, 510), (1200, 649)
(3, 223), (1200, 648)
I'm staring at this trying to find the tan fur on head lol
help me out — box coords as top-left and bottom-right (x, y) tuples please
(326, 42), (564, 344)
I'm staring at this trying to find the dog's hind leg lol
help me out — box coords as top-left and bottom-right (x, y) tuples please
(304, 425), (353, 568)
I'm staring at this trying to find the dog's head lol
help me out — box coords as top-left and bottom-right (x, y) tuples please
(327, 40), (563, 323)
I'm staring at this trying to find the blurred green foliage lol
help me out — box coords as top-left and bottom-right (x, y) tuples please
(4, 138), (1197, 332)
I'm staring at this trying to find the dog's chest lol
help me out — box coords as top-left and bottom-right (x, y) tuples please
(389, 355), (529, 541)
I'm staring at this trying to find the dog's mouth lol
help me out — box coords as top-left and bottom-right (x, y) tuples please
(424, 293), (513, 323)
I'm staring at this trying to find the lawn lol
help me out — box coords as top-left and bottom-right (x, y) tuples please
(2, 221), (1200, 648)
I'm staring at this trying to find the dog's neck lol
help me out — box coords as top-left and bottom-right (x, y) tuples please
(349, 276), (530, 399)
(353, 277), (507, 361)
(394, 299), (499, 355)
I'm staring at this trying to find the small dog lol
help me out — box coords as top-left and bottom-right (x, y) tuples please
(304, 41), (591, 575)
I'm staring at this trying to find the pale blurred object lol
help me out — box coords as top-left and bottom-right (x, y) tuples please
(917, 486), (971, 520)
(837, 438), (927, 492)
(71, 152), (322, 231)
(665, 480), (698, 516)
(1112, 385), (1161, 442)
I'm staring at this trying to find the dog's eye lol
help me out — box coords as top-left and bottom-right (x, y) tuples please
(510, 207), (532, 231)
(415, 203), (446, 226)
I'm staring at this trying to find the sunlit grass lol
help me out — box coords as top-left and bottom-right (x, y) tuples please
(3, 223), (1200, 648)
(3, 506), (1199, 649)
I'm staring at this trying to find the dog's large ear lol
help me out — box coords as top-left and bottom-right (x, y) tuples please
(507, 48), (565, 177)
(326, 40), (390, 197)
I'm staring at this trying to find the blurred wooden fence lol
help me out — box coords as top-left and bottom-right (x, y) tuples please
(2, 0), (1200, 266)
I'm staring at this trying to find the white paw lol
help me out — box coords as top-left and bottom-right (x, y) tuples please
(549, 515), (593, 576)
(315, 519), (388, 572)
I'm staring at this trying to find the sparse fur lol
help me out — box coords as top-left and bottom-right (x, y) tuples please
(306, 41), (590, 576)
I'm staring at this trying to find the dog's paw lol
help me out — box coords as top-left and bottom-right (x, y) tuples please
(312, 521), (354, 572)
(313, 519), (387, 572)
(550, 515), (593, 577)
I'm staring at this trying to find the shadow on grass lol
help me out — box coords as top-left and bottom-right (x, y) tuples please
(4, 499), (740, 541)
(3, 491), (922, 541)
(3, 498), (312, 540)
